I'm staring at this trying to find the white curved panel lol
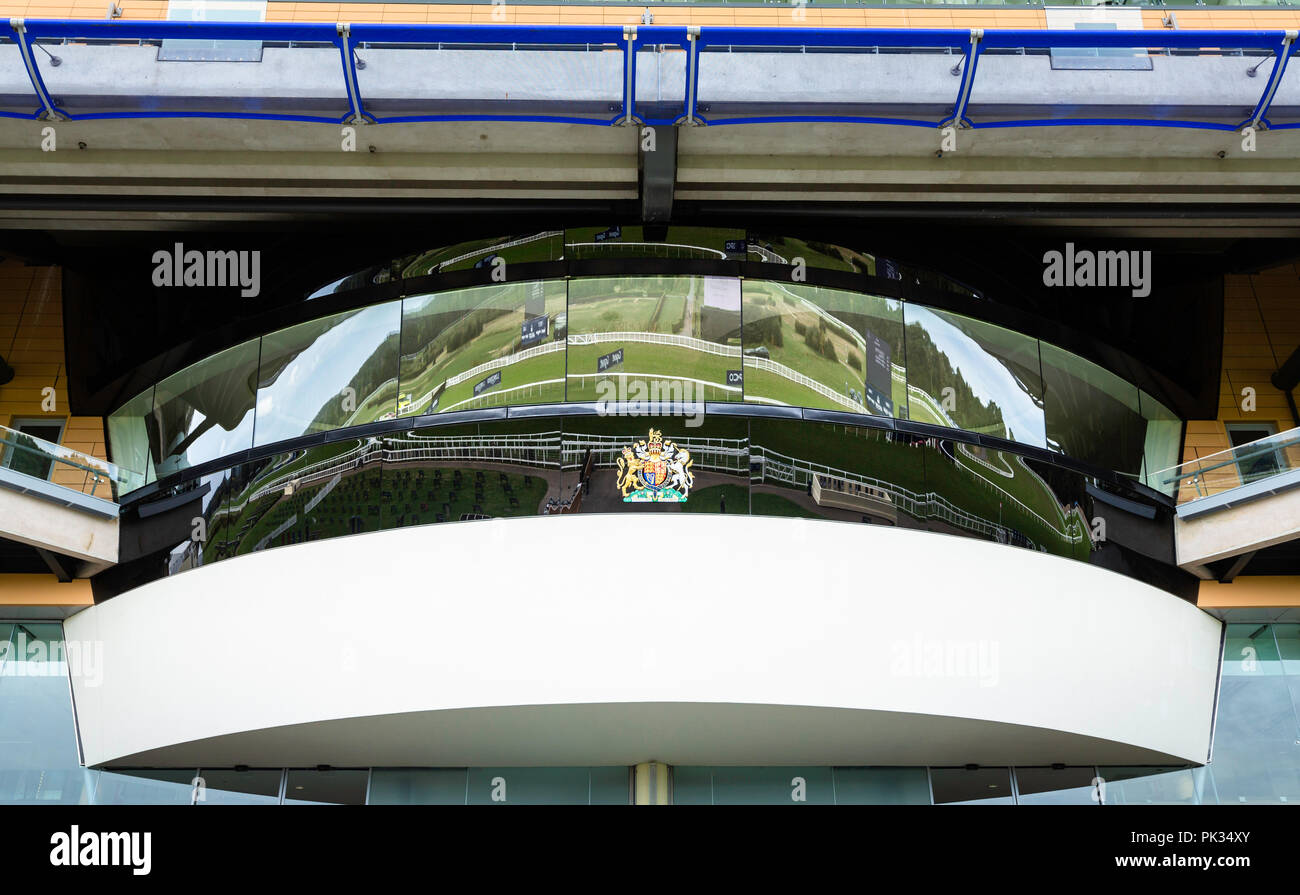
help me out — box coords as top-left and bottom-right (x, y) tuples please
(65, 515), (1223, 768)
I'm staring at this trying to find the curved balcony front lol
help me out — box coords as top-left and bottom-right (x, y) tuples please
(66, 513), (1222, 770)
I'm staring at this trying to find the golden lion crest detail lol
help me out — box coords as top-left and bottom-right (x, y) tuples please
(615, 428), (694, 502)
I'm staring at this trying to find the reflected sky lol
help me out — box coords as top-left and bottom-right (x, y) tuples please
(906, 305), (1045, 447)
(255, 304), (400, 446)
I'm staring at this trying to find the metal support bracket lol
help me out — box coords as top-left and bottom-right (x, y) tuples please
(685, 26), (702, 125)
(1245, 29), (1297, 131)
(942, 28), (983, 130)
(619, 25), (637, 126)
(336, 22), (371, 125)
(10, 18), (64, 121)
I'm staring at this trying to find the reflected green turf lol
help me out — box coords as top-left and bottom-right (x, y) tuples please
(679, 483), (749, 515)
(228, 466), (549, 555)
(399, 297), (565, 417)
(565, 341), (736, 402)
(750, 490), (821, 520)
(749, 419), (1089, 560)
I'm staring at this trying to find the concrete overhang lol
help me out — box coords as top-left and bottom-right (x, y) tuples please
(1176, 478), (1300, 576)
(0, 466), (118, 573)
(66, 514), (1223, 769)
(4, 26), (1300, 222)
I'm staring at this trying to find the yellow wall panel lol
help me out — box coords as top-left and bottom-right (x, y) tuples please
(1177, 263), (1299, 503)
(0, 259), (108, 497)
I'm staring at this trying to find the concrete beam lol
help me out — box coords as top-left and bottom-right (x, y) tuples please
(0, 485), (118, 568)
(1176, 486), (1300, 571)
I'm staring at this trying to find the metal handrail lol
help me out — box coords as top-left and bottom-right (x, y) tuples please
(2, 20), (1296, 131)
(0, 423), (135, 489)
(1153, 425), (1300, 500)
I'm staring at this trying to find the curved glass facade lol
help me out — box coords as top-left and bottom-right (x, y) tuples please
(101, 407), (1189, 601)
(107, 235), (1183, 500)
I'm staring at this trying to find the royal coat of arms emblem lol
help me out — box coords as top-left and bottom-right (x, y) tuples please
(616, 428), (694, 502)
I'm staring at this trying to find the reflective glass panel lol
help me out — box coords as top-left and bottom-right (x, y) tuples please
(929, 767), (1015, 805)
(399, 282), (566, 417)
(700, 767), (836, 805)
(308, 263), (394, 299)
(254, 303), (400, 446)
(1208, 624), (1300, 804)
(566, 276), (742, 405)
(903, 305), (1046, 447)
(1101, 767), (1201, 805)
(368, 768), (468, 805)
(397, 233), (563, 278)
(94, 770), (196, 805)
(153, 339), (259, 478)
(106, 386), (156, 493)
(160, 0), (266, 63)
(196, 769), (282, 805)
(466, 767), (628, 805)
(155, 471), (232, 576)
(563, 226), (744, 262)
(749, 419), (919, 525)
(224, 439), (382, 557)
(1040, 341), (1145, 476)
(380, 420), (559, 527)
(746, 234), (876, 275)
(921, 440), (1092, 562)
(742, 282), (904, 417)
(1139, 389), (1182, 495)
(832, 767), (932, 805)
(0, 624), (95, 804)
(1014, 767), (1100, 805)
(283, 769), (369, 805)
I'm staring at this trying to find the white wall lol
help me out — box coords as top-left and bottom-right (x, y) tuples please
(66, 514), (1223, 768)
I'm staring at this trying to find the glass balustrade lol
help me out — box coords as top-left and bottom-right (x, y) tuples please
(1155, 426), (1300, 503)
(0, 423), (136, 499)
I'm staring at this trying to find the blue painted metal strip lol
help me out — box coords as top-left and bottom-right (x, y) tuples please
(699, 115), (937, 128)
(366, 113), (626, 126)
(56, 111), (351, 124)
(19, 19), (338, 41)
(969, 118), (1240, 132)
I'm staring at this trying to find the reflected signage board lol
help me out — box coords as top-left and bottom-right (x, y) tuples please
(864, 330), (894, 417)
(473, 370), (502, 396)
(597, 349), (624, 373)
(521, 314), (549, 346)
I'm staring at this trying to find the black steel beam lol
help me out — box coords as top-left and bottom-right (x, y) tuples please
(640, 126), (678, 224)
